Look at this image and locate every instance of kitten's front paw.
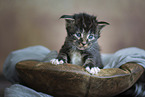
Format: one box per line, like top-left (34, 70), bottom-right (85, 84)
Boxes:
top-left (85, 66), bottom-right (100, 75)
top-left (50, 59), bottom-right (64, 65)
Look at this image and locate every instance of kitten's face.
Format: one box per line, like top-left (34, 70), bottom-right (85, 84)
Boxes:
top-left (73, 28), bottom-right (97, 50)
top-left (60, 13), bottom-right (109, 50)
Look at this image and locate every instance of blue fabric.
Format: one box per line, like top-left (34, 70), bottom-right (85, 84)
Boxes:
top-left (3, 45), bottom-right (51, 83)
top-left (5, 84), bottom-right (52, 97)
top-left (103, 47), bottom-right (145, 69)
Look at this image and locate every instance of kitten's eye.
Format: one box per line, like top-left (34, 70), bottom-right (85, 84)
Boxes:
top-left (88, 35), bottom-right (94, 39)
top-left (76, 33), bottom-right (81, 37)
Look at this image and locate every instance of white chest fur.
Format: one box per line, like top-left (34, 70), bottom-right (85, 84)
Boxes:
top-left (70, 51), bottom-right (82, 66)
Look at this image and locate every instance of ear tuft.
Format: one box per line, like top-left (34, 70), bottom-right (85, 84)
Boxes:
top-left (60, 15), bottom-right (74, 20)
top-left (98, 21), bottom-right (110, 25)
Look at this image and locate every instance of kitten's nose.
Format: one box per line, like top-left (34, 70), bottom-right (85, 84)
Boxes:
top-left (82, 42), bottom-right (86, 46)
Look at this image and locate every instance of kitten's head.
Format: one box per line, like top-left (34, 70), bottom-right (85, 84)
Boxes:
top-left (60, 13), bottom-right (109, 50)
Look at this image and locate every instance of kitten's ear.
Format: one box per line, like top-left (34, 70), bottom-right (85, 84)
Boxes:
top-left (60, 15), bottom-right (74, 20)
top-left (60, 15), bottom-right (75, 24)
top-left (97, 21), bottom-right (110, 31)
top-left (97, 21), bottom-right (110, 38)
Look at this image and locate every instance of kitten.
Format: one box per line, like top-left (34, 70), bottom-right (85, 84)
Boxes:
top-left (50, 13), bottom-right (109, 74)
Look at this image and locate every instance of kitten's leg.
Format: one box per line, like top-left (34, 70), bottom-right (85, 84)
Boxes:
top-left (50, 53), bottom-right (67, 65)
top-left (83, 58), bottom-right (100, 75)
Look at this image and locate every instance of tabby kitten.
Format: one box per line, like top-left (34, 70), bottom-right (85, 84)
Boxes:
top-left (51, 13), bottom-right (109, 74)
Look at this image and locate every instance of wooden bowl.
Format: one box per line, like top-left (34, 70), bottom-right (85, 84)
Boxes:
top-left (16, 61), bottom-right (144, 97)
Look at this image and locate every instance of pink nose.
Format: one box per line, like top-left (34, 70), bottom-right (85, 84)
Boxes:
top-left (82, 42), bottom-right (86, 46)
top-left (82, 41), bottom-right (86, 44)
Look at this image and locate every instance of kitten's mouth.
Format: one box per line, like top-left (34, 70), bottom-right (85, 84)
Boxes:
top-left (77, 44), bottom-right (89, 50)
top-left (77, 47), bottom-right (86, 50)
